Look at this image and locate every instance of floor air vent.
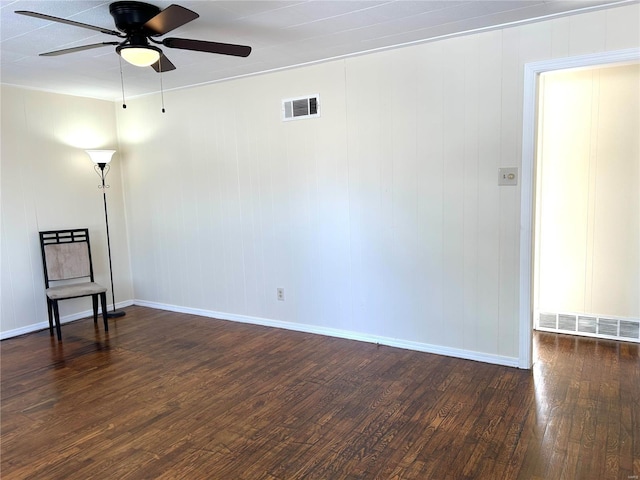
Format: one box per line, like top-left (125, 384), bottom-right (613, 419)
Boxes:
top-left (282, 94), bottom-right (320, 121)
top-left (536, 311), bottom-right (639, 343)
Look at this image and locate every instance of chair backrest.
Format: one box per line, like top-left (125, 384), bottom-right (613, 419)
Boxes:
top-left (39, 229), bottom-right (95, 288)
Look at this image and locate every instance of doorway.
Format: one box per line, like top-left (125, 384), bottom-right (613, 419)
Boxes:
top-left (518, 48), bottom-right (640, 369)
top-left (533, 64), bottom-right (640, 342)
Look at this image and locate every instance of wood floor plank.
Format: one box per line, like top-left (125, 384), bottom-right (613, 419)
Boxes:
top-left (1, 306), bottom-right (638, 479)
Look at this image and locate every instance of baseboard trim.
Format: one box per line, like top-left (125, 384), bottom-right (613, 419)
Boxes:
top-left (134, 300), bottom-right (520, 368)
top-left (0, 300), bottom-right (134, 340)
top-left (2, 299), bottom-right (520, 367)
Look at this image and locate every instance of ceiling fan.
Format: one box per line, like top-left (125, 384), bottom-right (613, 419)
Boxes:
top-left (15, 1), bottom-right (252, 72)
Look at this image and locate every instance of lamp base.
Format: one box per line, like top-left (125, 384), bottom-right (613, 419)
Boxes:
top-left (107, 310), bottom-right (126, 319)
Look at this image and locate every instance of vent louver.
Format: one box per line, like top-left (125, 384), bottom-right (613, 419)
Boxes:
top-left (577, 316), bottom-right (597, 334)
top-left (620, 321), bottom-right (640, 339)
top-left (558, 314), bottom-right (576, 331)
top-left (283, 94), bottom-right (320, 121)
top-left (539, 313), bottom-right (557, 329)
top-left (598, 318), bottom-right (618, 336)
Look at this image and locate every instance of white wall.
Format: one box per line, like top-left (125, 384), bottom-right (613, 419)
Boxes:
top-left (116, 5), bottom-right (640, 365)
top-left (535, 64), bottom-right (640, 319)
top-left (1, 86), bottom-right (133, 337)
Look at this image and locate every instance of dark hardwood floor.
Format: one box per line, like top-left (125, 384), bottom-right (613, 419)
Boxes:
top-left (1, 306), bottom-right (638, 479)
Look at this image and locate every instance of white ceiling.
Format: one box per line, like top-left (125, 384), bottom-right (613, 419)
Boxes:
top-left (1, 0), bottom-right (635, 101)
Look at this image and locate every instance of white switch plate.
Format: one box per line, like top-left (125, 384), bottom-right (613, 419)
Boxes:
top-left (498, 167), bottom-right (518, 186)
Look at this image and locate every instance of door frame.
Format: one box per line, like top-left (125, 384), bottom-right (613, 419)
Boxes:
top-left (518, 47), bottom-right (640, 368)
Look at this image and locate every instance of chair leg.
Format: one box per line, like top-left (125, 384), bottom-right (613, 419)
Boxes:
top-left (46, 298), bottom-right (54, 335)
top-left (92, 295), bottom-right (99, 323)
top-left (100, 292), bottom-right (109, 332)
top-left (51, 300), bottom-right (62, 341)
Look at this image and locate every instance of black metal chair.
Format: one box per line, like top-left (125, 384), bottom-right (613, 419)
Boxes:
top-left (39, 229), bottom-right (108, 341)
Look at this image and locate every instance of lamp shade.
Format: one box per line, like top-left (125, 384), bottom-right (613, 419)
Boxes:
top-left (117, 45), bottom-right (161, 67)
top-left (86, 150), bottom-right (116, 164)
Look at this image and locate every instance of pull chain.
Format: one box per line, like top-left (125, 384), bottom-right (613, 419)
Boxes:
top-left (119, 55), bottom-right (127, 109)
top-left (159, 56), bottom-right (166, 113)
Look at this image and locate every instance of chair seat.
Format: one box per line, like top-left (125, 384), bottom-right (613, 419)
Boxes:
top-left (46, 282), bottom-right (107, 300)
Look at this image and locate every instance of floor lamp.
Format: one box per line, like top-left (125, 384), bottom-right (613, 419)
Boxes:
top-left (86, 149), bottom-right (126, 319)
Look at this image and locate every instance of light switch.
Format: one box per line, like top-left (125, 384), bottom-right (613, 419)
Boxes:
top-left (498, 167), bottom-right (518, 186)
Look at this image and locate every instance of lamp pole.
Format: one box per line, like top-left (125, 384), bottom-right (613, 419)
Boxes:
top-left (86, 150), bottom-right (126, 319)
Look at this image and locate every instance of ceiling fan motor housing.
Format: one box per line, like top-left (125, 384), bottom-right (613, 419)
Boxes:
top-left (109, 1), bottom-right (160, 34)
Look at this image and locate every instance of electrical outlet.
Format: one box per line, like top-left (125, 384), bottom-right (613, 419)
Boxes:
top-left (277, 288), bottom-right (285, 301)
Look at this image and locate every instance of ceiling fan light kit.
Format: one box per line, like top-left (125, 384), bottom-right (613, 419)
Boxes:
top-left (117, 44), bottom-right (161, 67)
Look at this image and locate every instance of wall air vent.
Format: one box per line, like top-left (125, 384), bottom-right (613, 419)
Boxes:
top-left (282, 94), bottom-right (320, 121)
top-left (535, 311), bottom-right (639, 343)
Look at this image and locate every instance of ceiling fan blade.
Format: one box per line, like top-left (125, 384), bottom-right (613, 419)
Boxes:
top-left (144, 5), bottom-right (199, 36)
top-left (162, 38), bottom-right (251, 57)
top-left (150, 53), bottom-right (177, 73)
top-left (40, 42), bottom-right (120, 57)
top-left (15, 10), bottom-right (123, 37)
